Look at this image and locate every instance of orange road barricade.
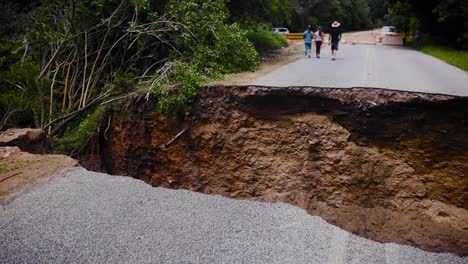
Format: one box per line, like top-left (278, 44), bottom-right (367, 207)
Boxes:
top-left (381, 34), bottom-right (403, 46)
top-left (285, 33), bottom-right (304, 45)
top-left (286, 33), bottom-right (304, 41)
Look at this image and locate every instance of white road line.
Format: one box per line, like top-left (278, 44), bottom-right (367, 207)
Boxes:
top-left (327, 228), bottom-right (350, 264)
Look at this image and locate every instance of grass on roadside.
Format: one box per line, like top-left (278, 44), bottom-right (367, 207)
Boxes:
top-left (416, 45), bottom-right (468, 71)
top-left (0, 156), bottom-right (75, 200)
top-left (247, 30), bottom-right (289, 54)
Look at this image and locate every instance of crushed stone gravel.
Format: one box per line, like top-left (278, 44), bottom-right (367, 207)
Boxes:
top-left (1, 168), bottom-right (466, 264)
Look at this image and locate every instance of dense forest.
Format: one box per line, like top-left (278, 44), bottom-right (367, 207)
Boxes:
top-left (0, 0), bottom-right (466, 154)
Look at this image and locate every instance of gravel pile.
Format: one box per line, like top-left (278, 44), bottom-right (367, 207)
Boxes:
top-left (1, 168), bottom-right (466, 264)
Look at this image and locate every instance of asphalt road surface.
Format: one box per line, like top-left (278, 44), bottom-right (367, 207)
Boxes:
top-left (1, 169), bottom-right (466, 264)
top-left (252, 44), bottom-right (468, 96)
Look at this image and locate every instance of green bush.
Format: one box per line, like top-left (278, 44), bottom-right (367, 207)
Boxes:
top-left (1, 60), bottom-right (50, 128)
top-left (153, 0), bottom-right (259, 115)
top-left (59, 106), bottom-right (105, 155)
top-left (155, 62), bottom-right (207, 115)
top-left (246, 30), bottom-right (288, 53)
top-left (191, 24), bottom-right (258, 76)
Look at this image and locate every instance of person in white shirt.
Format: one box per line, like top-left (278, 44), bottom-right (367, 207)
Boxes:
top-left (314, 26), bottom-right (323, 59)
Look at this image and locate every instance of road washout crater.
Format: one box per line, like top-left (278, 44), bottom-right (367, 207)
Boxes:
top-left (80, 85), bottom-right (468, 256)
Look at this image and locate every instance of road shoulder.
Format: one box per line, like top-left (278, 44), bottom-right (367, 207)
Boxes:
top-left (208, 42), bottom-right (303, 86)
top-left (0, 147), bottom-right (78, 203)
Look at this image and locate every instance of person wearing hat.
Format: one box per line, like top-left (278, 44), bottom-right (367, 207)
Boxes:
top-left (329, 21), bottom-right (342, 60)
top-left (303, 25), bottom-right (314, 58)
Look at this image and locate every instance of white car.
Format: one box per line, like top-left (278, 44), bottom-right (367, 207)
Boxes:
top-left (381, 26), bottom-right (397, 36)
top-left (273, 27), bottom-right (289, 35)
top-left (378, 26), bottom-right (403, 45)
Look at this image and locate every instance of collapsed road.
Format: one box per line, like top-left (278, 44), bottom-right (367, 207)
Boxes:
top-left (79, 86), bottom-right (467, 255)
top-left (1, 85), bottom-right (467, 263)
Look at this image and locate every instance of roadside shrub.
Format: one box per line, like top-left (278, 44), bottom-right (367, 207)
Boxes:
top-left (2, 60), bottom-right (50, 128)
top-left (246, 30), bottom-right (288, 53)
top-left (192, 24), bottom-right (258, 75)
top-left (168, 0), bottom-right (258, 73)
top-left (59, 106), bottom-right (105, 155)
top-left (152, 0), bottom-right (259, 115)
top-left (272, 32), bottom-right (289, 47)
top-left (154, 24), bottom-right (258, 116)
top-left (154, 62), bottom-right (207, 115)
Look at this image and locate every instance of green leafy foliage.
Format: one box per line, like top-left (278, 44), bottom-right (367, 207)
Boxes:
top-left (1, 0), bottom-right (265, 133)
top-left (247, 30), bottom-right (289, 53)
top-left (380, 0), bottom-right (467, 48)
top-left (289, 0), bottom-right (371, 32)
top-left (0, 89), bottom-right (35, 129)
top-left (5, 61), bottom-right (40, 89)
top-left (384, 1), bottom-right (412, 33)
top-left (153, 0), bottom-right (259, 115)
top-left (192, 24), bottom-right (258, 74)
top-left (227, 0), bottom-right (290, 28)
top-left (167, 0), bottom-right (229, 50)
top-left (155, 62), bottom-right (206, 115)
top-left (0, 42), bottom-right (19, 72)
top-left (167, 0), bottom-right (258, 71)
top-left (1, 60), bottom-right (49, 128)
top-left (59, 106), bottom-right (105, 155)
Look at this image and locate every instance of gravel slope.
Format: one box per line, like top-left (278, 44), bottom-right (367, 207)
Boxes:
top-left (0, 168), bottom-right (466, 264)
top-left (251, 44), bottom-right (468, 96)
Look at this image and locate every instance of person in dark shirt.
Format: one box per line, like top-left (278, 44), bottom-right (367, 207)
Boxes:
top-left (328, 21), bottom-right (342, 60)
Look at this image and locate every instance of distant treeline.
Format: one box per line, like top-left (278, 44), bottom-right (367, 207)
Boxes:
top-left (227, 0), bottom-right (467, 48)
top-left (2, 0), bottom-right (467, 47)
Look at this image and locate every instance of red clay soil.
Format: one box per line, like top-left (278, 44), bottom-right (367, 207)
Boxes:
top-left (80, 85), bottom-right (468, 255)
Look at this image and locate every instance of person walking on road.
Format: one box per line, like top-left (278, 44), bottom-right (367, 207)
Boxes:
top-left (314, 26), bottom-right (323, 58)
top-left (329, 21), bottom-right (342, 60)
top-left (303, 25), bottom-right (313, 58)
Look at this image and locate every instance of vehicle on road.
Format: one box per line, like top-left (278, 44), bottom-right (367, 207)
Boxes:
top-left (273, 27), bottom-right (289, 35)
top-left (380, 26), bottom-right (397, 36)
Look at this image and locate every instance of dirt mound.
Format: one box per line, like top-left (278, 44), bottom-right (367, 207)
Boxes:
top-left (80, 86), bottom-right (468, 255)
top-left (0, 147), bottom-right (77, 202)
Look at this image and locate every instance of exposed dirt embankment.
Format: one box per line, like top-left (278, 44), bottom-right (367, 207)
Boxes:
top-left (0, 146), bottom-right (77, 202)
top-left (81, 86), bottom-right (468, 255)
